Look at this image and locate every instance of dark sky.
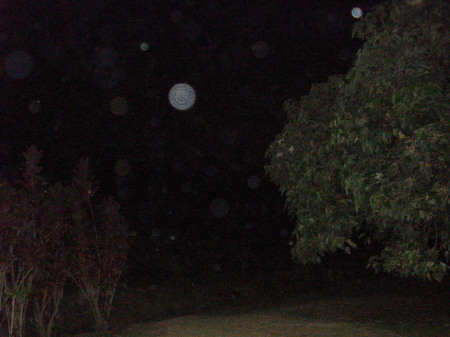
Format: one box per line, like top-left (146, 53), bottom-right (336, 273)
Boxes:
top-left (0, 0), bottom-right (384, 276)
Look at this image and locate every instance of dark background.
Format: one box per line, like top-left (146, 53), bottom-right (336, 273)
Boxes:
top-left (0, 0), bottom-right (384, 281)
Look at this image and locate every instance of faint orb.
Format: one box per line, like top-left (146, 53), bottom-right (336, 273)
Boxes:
top-left (247, 175), bottom-right (260, 189)
top-left (114, 159), bottom-right (131, 176)
top-left (351, 7), bottom-right (363, 19)
top-left (209, 198), bottom-right (229, 218)
top-left (212, 263), bottom-right (222, 272)
top-left (110, 96), bottom-right (128, 116)
top-left (28, 100), bottom-right (41, 114)
top-left (289, 240), bottom-right (294, 246)
top-left (251, 41), bottom-right (269, 58)
top-left (168, 83), bottom-right (196, 110)
top-left (170, 234), bottom-right (176, 241)
top-left (4, 50), bottom-right (33, 79)
top-left (140, 42), bottom-right (149, 51)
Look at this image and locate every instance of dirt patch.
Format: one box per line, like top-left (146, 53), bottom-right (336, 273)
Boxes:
top-left (67, 295), bottom-right (450, 337)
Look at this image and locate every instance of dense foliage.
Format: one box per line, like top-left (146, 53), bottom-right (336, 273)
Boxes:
top-left (265, 0), bottom-right (449, 281)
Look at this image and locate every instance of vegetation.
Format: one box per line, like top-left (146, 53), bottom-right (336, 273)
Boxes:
top-left (265, 0), bottom-right (449, 281)
top-left (0, 147), bottom-right (133, 337)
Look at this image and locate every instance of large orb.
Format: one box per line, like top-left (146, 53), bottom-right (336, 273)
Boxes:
top-left (168, 83), bottom-right (196, 110)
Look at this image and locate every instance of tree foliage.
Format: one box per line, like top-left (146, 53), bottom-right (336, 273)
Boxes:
top-left (265, 0), bottom-right (449, 281)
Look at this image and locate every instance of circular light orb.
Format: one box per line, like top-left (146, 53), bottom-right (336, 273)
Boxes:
top-left (168, 83), bottom-right (196, 110)
top-left (247, 175), bottom-right (260, 189)
top-left (351, 7), bottom-right (363, 19)
top-left (140, 42), bottom-right (149, 51)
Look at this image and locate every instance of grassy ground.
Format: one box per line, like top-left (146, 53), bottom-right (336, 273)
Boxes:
top-left (54, 269), bottom-right (450, 337)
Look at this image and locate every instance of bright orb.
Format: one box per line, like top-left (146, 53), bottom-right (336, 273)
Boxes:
top-left (168, 83), bottom-right (196, 110)
top-left (351, 7), bottom-right (363, 19)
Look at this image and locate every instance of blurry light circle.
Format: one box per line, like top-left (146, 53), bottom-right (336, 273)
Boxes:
top-left (247, 175), bottom-right (260, 189)
top-left (351, 7), bottom-right (363, 19)
top-left (168, 83), bottom-right (196, 110)
top-left (140, 42), bottom-right (149, 51)
top-left (4, 50), bottom-right (33, 79)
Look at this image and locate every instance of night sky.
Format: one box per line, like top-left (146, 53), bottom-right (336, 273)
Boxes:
top-left (1, 0), bottom-right (384, 279)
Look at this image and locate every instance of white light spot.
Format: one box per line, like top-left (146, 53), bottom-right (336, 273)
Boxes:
top-left (247, 175), bottom-right (260, 189)
top-left (169, 83), bottom-right (196, 110)
top-left (289, 240), bottom-right (294, 246)
top-left (140, 42), bottom-right (149, 51)
top-left (209, 198), bottom-right (229, 218)
top-left (351, 7), bottom-right (363, 19)
top-left (170, 235), bottom-right (176, 241)
top-left (110, 96), bottom-right (128, 116)
top-left (114, 159), bottom-right (131, 176)
top-left (28, 100), bottom-right (41, 114)
top-left (4, 50), bottom-right (33, 79)
top-left (251, 41), bottom-right (269, 58)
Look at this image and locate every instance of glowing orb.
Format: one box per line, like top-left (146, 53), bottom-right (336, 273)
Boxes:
top-left (140, 42), bottom-right (149, 51)
top-left (168, 83), bottom-right (196, 110)
top-left (351, 7), bottom-right (363, 19)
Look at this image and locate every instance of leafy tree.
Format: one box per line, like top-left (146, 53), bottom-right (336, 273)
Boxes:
top-left (265, 0), bottom-right (449, 281)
